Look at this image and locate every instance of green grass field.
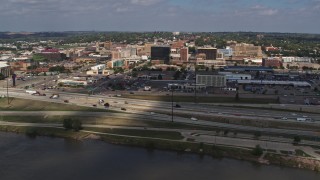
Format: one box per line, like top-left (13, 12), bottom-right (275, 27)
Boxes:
top-left (121, 95), bottom-right (279, 104)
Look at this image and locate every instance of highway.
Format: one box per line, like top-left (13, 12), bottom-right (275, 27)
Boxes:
top-left (1, 88), bottom-right (320, 138)
top-left (2, 88), bottom-right (320, 122)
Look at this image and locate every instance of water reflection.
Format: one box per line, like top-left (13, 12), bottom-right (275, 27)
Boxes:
top-left (0, 132), bottom-right (319, 180)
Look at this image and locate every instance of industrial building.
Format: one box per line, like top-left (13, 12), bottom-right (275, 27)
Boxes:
top-left (237, 80), bottom-right (311, 87)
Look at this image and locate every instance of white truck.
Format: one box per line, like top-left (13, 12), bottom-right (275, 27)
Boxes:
top-left (26, 90), bottom-right (37, 94)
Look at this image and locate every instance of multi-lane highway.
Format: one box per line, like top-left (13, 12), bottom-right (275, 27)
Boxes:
top-left (1, 88), bottom-right (320, 138)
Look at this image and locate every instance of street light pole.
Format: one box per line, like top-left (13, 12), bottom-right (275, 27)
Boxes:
top-left (171, 88), bottom-right (174, 122)
top-left (6, 78), bottom-right (9, 105)
top-left (194, 65), bottom-right (197, 104)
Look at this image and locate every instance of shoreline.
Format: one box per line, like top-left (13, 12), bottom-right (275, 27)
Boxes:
top-left (0, 125), bottom-right (319, 172)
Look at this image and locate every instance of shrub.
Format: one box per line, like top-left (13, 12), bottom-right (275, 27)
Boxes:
top-left (252, 145), bottom-right (263, 156)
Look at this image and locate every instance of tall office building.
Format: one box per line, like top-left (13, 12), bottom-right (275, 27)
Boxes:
top-left (151, 46), bottom-right (171, 64)
top-left (180, 47), bottom-right (189, 62)
top-left (197, 47), bottom-right (217, 60)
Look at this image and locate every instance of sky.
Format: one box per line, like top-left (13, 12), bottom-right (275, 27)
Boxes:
top-left (0, 0), bottom-right (319, 33)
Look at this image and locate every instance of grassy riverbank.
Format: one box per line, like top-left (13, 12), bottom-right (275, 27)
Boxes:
top-left (0, 125), bottom-right (319, 172)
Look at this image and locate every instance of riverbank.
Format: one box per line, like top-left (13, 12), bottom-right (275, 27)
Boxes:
top-left (0, 125), bottom-right (319, 172)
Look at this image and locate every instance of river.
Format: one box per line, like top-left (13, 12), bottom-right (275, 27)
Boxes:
top-left (0, 132), bottom-right (319, 180)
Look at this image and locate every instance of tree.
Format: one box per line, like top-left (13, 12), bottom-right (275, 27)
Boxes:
top-left (132, 71), bottom-right (138, 77)
top-left (173, 70), bottom-right (181, 80)
top-left (72, 119), bottom-right (82, 132)
top-left (293, 136), bottom-right (301, 144)
top-left (223, 129), bottom-right (229, 136)
top-left (235, 92), bottom-right (240, 101)
top-left (211, 65), bottom-right (215, 71)
top-left (254, 131), bottom-right (262, 139)
top-left (0, 73), bottom-right (4, 80)
top-left (252, 145), bottom-right (263, 156)
top-left (63, 118), bottom-right (73, 130)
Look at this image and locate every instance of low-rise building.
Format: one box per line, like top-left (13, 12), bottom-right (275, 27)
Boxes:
top-left (196, 74), bottom-right (226, 87)
top-left (0, 62), bottom-right (11, 77)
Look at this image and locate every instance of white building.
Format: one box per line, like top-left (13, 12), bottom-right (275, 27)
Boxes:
top-left (218, 72), bottom-right (252, 81)
top-left (196, 75), bottom-right (226, 87)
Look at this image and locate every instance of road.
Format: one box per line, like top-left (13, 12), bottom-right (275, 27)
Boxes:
top-left (2, 88), bottom-right (320, 122)
top-left (1, 111), bottom-right (319, 138)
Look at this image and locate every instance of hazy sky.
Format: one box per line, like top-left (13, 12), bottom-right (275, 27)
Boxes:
top-left (1, 0), bottom-right (319, 33)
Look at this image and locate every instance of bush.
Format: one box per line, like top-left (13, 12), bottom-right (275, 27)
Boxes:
top-left (72, 119), bottom-right (82, 132)
top-left (252, 145), bottom-right (263, 156)
top-left (25, 128), bottom-right (38, 138)
top-left (293, 136), bottom-right (301, 144)
top-left (254, 131), bottom-right (262, 139)
top-left (63, 118), bottom-right (73, 130)
top-left (223, 130), bottom-right (229, 136)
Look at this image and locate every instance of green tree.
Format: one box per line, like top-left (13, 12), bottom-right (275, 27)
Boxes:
top-left (235, 92), bottom-right (240, 101)
top-left (254, 131), bottom-right (262, 139)
top-left (63, 118), bottom-right (73, 130)
top-left (293, 136), bottom-right (301, 144)
top-left (252, 145), bottom-right (263, 156)
top-left (223, 129), bottom-right (229, 136)
top-left (0, 73), bottom-right (4, 80)
top-left (173, 70), bottom-right (181, 80)
top-left (72, 119), bottom-right (82, 132)
top-left (132, 71), bottom-right (138, 77)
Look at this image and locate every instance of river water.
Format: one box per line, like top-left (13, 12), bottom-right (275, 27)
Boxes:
top-left (0, 132), bottom-right (319, 180)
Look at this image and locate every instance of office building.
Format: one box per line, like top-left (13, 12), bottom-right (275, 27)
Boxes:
top-left (197, 47), bottom-right (217, 60)
top-left (180, 47), bottom-right (189, 62)
top-left (151, 46), bottom-right (171, 64)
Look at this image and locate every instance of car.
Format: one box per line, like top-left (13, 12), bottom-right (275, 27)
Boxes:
top-left (121, 107), bottom-right (126, 111)
top-left (92, 104), bottom-right (97, 107)
top-left (129, 92), bottom-right (134, 94)
top-left (64, 100), bottom-right (69, 103)
top-left (191, 117), bottom-right (198, 121)
top-left (175, 104), bottom-right (181, 108)
top-left (281, 117), bottom-right (288, 120)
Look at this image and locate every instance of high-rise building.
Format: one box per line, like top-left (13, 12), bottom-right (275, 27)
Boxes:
top-left (197, 47), bottom-right (217, 60)
top-left (151, 46), bottom-right (171, 64)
